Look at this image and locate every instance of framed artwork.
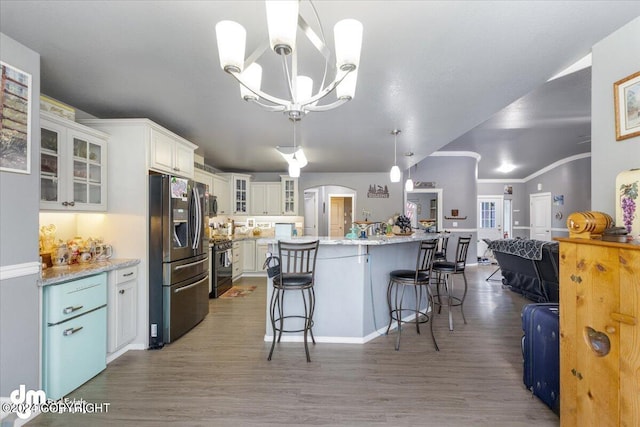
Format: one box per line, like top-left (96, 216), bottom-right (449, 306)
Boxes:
top-left (614, 70), bottom-right (640, 141)
top-left (0, 61), bottom-right (32, 174)
top-left (504, 185), bottom-right (513, 195)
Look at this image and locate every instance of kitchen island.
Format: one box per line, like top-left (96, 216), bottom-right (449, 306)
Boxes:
top-left (258, 233), bottom-right (440, 344)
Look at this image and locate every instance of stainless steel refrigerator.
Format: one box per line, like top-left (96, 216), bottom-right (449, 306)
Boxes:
top-left (148, 174), bottom-right (209, 348)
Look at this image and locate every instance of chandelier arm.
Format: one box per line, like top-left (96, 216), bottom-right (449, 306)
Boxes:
top-left (298, 68), bottom-right (353, 107)
top-left (246, 98), bottom-right (287, 112)
top-left (299, 16), bottom-right (330, 60)
top-left (227, 69), bottom-right (291, 107)
top-left (304, 97), bottom-right (350, 112)
top-left (243, 41), bottom-right (269, 72)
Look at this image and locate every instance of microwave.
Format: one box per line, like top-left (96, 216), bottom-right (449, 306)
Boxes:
top-left (206, 194), bottom-right (218, 217)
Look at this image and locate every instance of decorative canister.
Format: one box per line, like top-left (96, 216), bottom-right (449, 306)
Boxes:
top-left (566, 211), bottom-right (614, 239)
top-left (616, 168), bottom-right (640, 239)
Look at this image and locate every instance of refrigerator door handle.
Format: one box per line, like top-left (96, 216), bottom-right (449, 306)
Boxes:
top-left (173, 276), bottom-right (208, 293)
top-left (174, 257), bottom-right (209, 270)
top-left (191, 186), bottom-right (202, 250)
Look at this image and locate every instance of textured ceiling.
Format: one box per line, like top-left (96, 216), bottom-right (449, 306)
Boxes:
top-left (1, 1), bottom-right (639, 179)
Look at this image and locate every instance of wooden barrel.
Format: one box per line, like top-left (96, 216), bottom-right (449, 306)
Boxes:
top-left (567, 211), bottom-right (614, 237)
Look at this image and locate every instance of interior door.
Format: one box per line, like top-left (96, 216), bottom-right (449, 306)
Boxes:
top-left (530, 193), bottom-right (552, 240)
top-left (304, 190), bottom-right (318, 236)
top-left (477, 196), bottom-right (503, 257)
top-left (330, 197), bottom-right (345, 237)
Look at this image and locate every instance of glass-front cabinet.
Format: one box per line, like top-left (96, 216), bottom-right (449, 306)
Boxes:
top-left (220, 173), bottom-right (251, 215)
top-left (280, 175), bottom-right (298, 215)
top-left (40, 112), bottom-right (108, 211)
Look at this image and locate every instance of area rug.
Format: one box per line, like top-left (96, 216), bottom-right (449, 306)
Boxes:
top-left (220, 286), bottom-right (257, 298)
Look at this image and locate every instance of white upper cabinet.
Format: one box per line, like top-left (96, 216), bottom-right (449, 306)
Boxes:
top-left (281, 175), bottom-right (298, 215)
top-left (149, 127), bottom-right (195, 178)
top-left (40, 112), bottom-right (108, 211)
top-left (251, 182), bottom-right (282, 215)
top-left (211, 174), bottom-right (230, 215)
top-left (220, 173), bottom-right (251, 214)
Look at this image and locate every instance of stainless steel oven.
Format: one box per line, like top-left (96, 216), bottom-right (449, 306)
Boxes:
top-left (209, 238), bottom-right (232, 298)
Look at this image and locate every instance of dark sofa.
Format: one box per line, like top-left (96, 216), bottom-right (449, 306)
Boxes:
top-left (488, 239), bottom-right (559, 303)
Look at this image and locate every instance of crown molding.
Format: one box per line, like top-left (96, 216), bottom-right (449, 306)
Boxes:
top-left (430, 151), bottom-right (482, 161)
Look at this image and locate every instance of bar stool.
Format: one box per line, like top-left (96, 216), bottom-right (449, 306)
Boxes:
top-left (385, 239), bottom-right (439, 351)
top-left (268, 240), bottom-right (319, 362)
top-left (432, 236), bottom-right (471, 331)
top-left (434, 234), bottom-right (449, 261)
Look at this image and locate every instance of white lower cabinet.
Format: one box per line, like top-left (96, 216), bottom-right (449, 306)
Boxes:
top-left (108, 266), bottom-right (138, 353)
top-left (232, 241), bottom-right (242, 281)
top-left (242, 240), bottom-right (256, 272)
top-left (256, 243), bottom-right (269, 273)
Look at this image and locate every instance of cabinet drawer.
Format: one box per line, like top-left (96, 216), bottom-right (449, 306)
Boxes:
top-left (44, 273), bottom-right (107, 325)
top-left (114, 266), bottom-right (137, 284)
top-left (43, 306), bottom-right (107, 400)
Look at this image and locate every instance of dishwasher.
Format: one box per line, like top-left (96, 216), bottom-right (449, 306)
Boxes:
top-left (43, 273), bottom-right (107, 400)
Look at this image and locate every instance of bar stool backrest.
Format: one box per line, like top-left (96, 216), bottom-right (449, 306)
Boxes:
top-left (436, 235), bottom-right (449, 260)
top-left (454, 236), bottom-right (472, 271)
top-left (278, 240), bottom-right (320, 279)
top-left (416, 239), bottom-right (438, 279)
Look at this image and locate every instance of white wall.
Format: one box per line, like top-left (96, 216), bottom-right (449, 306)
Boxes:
top-left (591, 17), bottom-right (640, 213)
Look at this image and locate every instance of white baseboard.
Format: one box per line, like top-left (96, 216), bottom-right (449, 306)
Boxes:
top-left (106, 342), bottom-right (146, 364)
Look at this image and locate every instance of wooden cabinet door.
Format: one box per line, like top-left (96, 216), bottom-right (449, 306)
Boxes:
top-left (560, 243), bottom-right (621, 427)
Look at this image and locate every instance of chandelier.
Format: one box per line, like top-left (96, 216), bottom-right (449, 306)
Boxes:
top-left (215, 0), bottom-right (363, 120)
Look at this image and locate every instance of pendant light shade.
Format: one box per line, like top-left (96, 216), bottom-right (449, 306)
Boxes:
top-left (390, 165), bottom-right (401, 183)
top-left (334, 19), bottom-right (363, 71)
top-left (240, 63), bottom-right (263, 100)
top-left (288, 158), bottom-right (301, 178)
top-left (389, 129), bottom-right (401, 183)
top-left (405, 177), bottom-right (414, 192)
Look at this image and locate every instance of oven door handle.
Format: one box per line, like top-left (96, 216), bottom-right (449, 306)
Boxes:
top-left (174, 276), bottom-right (208, 293)
top-left (175, 257), bottom-right (208, 270)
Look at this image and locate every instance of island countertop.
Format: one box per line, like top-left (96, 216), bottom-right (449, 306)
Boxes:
top-left (39, 258), bottom-right (141, 286)
top-left (258, 232), bottom-right (441, 246)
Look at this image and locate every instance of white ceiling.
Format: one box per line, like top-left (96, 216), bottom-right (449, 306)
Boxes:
top-left (2, 1), bottom-right (639, 179)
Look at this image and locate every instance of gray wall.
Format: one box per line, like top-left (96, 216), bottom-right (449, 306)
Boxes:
top-left (525, 156), bottom-right (591, 238)
top-left (411, 155), bottom-right (478, 262)
top-left (592, 17), bottom-right (640, 213)
top-left (0, 33), bottom-right (41, 396)
top-left (300, 173), bottom-right (404, 226)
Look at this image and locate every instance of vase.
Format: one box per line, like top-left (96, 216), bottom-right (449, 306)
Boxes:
top-left (616, 168), bottom-right (640, 239)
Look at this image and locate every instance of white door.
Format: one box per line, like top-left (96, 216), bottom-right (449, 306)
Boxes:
top-left (477, 196), bottom-right (503, 258)
top-left (303, 190), bottom-right (318, 236)
top-left (530, 193), bottom-right (552, 240)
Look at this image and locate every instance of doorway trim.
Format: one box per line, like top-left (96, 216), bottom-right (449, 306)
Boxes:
top-left (303, 189), bottom-right (319, 236)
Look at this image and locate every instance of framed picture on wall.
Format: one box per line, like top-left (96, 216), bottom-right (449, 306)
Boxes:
top-left (614, 70), bottom-right (640, 141)
top-left (0, 61), bottom-right (32, 174)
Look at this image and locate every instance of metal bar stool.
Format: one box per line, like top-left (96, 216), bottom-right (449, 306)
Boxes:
top-left (268, 240), bottom-right (319, 362)
top-left (385, 239), bottom-right (439, 351)
top-left (432, 236), bottom-right (471, 331)
top-left (434, 234), bottom-right (449, 261)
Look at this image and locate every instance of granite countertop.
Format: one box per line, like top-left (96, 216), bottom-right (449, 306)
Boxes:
top-left (257, 232), bottom-right (442, 246)
top-left (39, 258), bottom-right (141, 287)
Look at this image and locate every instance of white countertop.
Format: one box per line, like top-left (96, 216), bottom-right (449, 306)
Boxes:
top-left (257, 232), bottom-right (442, 246)
top-left (39, 258), bottom-right (141, 286)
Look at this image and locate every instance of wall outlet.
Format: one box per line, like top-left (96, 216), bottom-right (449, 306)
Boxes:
top-left (452, 222), bottom-right (458, 227)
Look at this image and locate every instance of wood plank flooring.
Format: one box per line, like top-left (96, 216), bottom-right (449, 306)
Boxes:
top-left (28, 265), bottom-right (559, 426)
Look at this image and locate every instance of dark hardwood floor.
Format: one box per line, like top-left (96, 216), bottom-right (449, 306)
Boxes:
top-left (28, 265), bottom-right (559, 426)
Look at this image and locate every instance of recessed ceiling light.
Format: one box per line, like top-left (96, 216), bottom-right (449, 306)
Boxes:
top-left (497, 163), bottom-right (516, 173)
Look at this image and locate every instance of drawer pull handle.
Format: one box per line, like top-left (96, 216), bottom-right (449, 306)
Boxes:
top-left (610, 312), bottom-right (637, 325)
top-left (63, 326), bottom-right (83, 336)
top-left (123, 272), bottom-right (134, 277)
top-left (63, 305), bottom-right (83, 314)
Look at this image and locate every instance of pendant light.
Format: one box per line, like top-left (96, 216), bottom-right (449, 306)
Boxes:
top-left (389, 129), bottom-right (401, 183)
top-left (405, 152), bottom-right (414, 191)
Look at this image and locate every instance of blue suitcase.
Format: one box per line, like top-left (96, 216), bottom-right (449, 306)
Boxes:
top-left (521, 303), bottom-right (560, 415)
